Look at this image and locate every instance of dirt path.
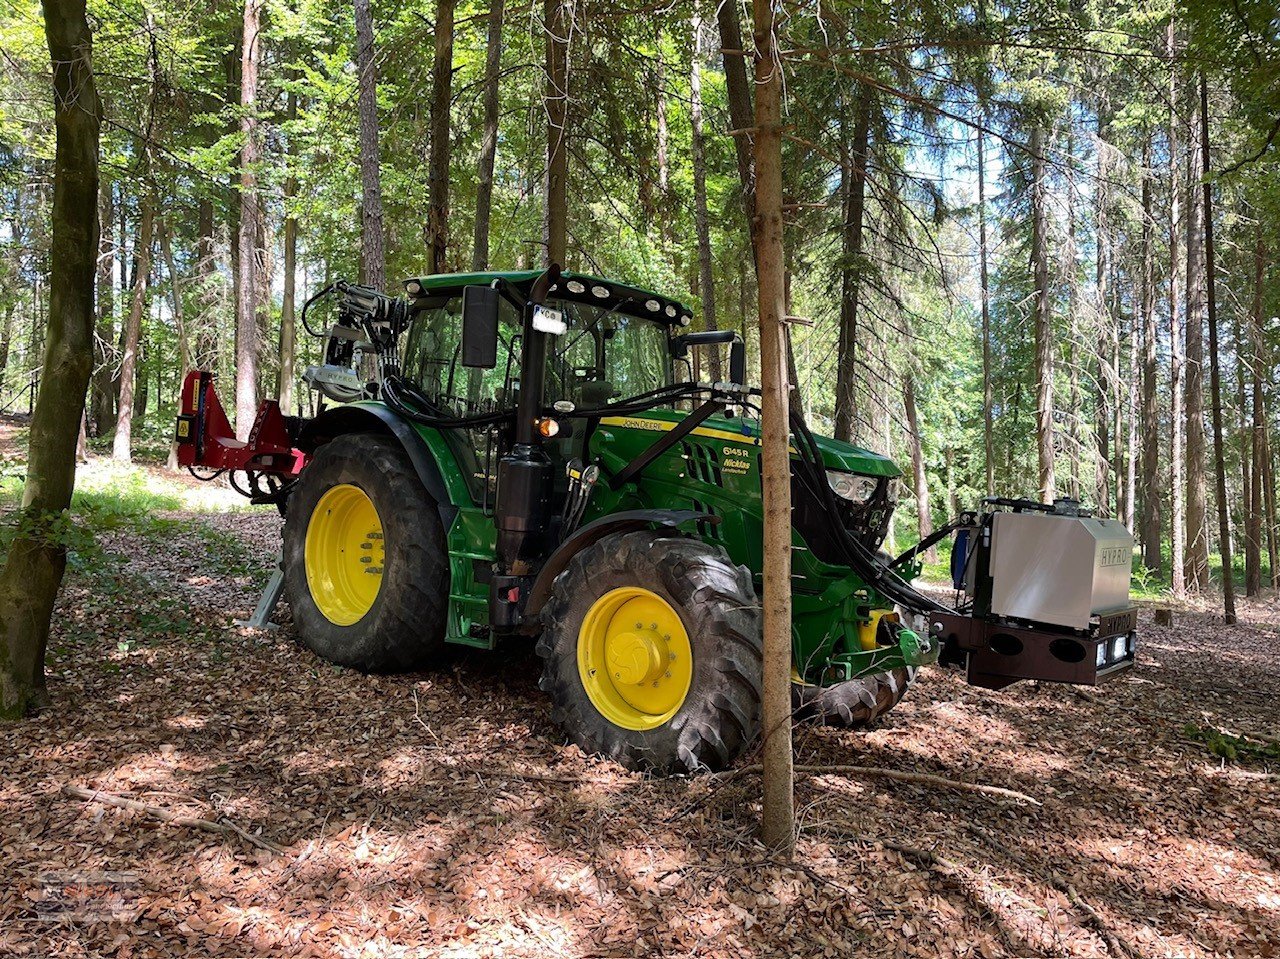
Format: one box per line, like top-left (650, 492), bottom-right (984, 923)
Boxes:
top-left (2, 494), bottom-right (1277, 957)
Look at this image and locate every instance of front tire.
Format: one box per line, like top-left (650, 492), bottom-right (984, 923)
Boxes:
top-left (538, 531), bottom-right (762, 774)
top-left (282, 433), bottom-right (448, 671)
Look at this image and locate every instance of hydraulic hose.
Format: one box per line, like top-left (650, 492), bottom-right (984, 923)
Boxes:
top-left (787, 406), bottom-right (953, 616)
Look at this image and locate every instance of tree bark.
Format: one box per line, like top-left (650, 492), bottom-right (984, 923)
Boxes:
top-left (542, 0), bottom-right (568, 267)
top-left (278, 87), bottom-right (297, 412)
top-left (1200, 73), bottom-right (1236, 624)
top-left (1030, 123), bottom-right (1055, 503)
top-left (112, 194), bottom-right (152, 463)
top-left (426, 0), bottom-right (454, 273)
top-left (979, 128), bottom-right (995, 498)
top-left (1184, 101), bottom-right (1209, 590)
top-left (471, 0), bottom-right (504, 272)
top-left (689, 14), bottom-right (720, 382)
top-left (0, 0), bottom-right (100, 717)
top-left (903, 374), bottom-right (936, 562)
top-left (750, 0), bottom-right (794, 859)
top-left (1139, 137), bottom-right (1161, 572)
top-left (833, 90), bottom-right (870, 443)
top-left (235, 0), bottom-right (263, 439)
top-left (354, 0), bottom-right (386, 288)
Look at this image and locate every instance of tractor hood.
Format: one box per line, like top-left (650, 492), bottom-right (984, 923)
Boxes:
top-left (597, 408), bottom-right (901, 478)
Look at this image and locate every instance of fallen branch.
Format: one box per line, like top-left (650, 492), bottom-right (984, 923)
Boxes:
top-left (64, 785), bottom-right (285, 854)
top-left (723, 763), bottom-right (1041, 806)
top-left (964, 822), bottom-right (1135, 959)
top-left (884, 841), bottom-right (1043, 957)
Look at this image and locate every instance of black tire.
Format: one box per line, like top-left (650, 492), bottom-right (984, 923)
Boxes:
top-left (282, 433), bottom-right (448, 672)
top-left (791, 666), bottom-right (915, 727)
top-left (538, 531), bottom-right (762, 774)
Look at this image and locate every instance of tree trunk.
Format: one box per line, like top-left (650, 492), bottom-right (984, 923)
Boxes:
top-left (353, 0), bottom-right (386, 288)
top-left (1124, 328), bottom-right (1138, 532)
top-left (160, 220), bottom-right (190, 473)
top-left (1200, 74), bottom-right (1236, 624)
top-left (91, 178), bottom-right (114, 436)
top-left (112, 194), bottom-right (152, 463)
top-left (1184, 101), bottom-right (1209, 590)
top-left (0, 0), bottom-right (100, 717)
top-left (833, 90), bottom-right (870, 443)
top-left (655, 31), bottom-right (669, 205)
top-left (717, 0), bottom-right (754, 223)
top-left (1168, 24), bottom-right (1186, 597)
top-left (425, 0), bottom-right (454, 273)
top-left (903, 373), bottom-right (936, 562)
top-left (1246, 233), bottom-right (1265, 596)
top-left (542, 0), bottom-right (568, 267)
top-left (1139, 137), bottom-right (1161, 573)
top-left (278, 87), bottom-right (298, 412)
top-left (979, 128), bottom-right (995, 498)
top-left (689, 14), bottom-right (720, 382)
top-left (194, 197), bottom-right (217, 368)
top-left (1030, 123), bottom-right (1055, 503)
top-left (749, 0), bottom-right (793, 858)
top-left (235, 0), bottom-right (263, 440)
top-left (471, 0), bottom-right (504, 271)
top-left (1093, 129), bottom-right (1113, 515)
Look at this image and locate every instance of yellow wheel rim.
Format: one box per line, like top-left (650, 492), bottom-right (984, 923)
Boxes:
top-left (577, 587), bottom-right (693, 731)
top-left (304, 483), bottom-right (384, 626)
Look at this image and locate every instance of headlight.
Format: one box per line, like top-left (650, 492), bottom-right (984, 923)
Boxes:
top-left (1095, 643), bottom-right (1107, 668)
top-left (1110, 635), bottom-right (1127, 661)
top-left (826, 471), bottom-right (879, 505)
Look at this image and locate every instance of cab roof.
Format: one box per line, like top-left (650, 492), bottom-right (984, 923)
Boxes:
top-left (402, 270), bottom-right (695, 325)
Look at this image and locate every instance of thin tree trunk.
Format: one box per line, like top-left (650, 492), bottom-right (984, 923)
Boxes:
top-left (160, 220), bottom-right (189, 473)
top-left (1200, 74), bottom-right (1236, 624)
top-left (903, 374), bottom-right (936, 562)
top-left (1168, 30), bottom-right (1186, 596)
top-left (717, 0), bottom-right (754, 226)
top-left (235, 0), bottom-right (263, 439)
top-left (750, 0), bottom-right (793, 858)
top-left (1139, 137), bottom-right (1161, 572)
top-left (354, 0), bottom-right (386, 288)
top-left (689, 13), bottom-right (720, 383)
top-left (1030, 123), bottom-right (1055, 503)
top-left (91, 178), bottom-right (114, 436)
top-left (833, 90), bottom-right (870, 443)
top-left (112, 195), bottom-right (152, 463)
top-left (542, 0), bottom-right (568, 267)
top-left (0, 0), bottom-right (100, 717)
top-left (471, 0), bottom-right (504, 272)
top-left (1246, 233), bottom-right (1265, 596)
top-left (1185, 100), bottom-right (1209, 590)
top-left (1093, 129), bottom-right (1113, 515)
top-left (1125, 327), bottom-right (1138, 533)
top-left (655, 30), bottom-right (669, 205)
top-left (278, 87), bottom-right (297, 412)
top-left (1065, 131), bottom-right (1081, 502)
top-left (194, 197), bottom-right (217, 368)
top-left (979, 128), bottom-right (994, 498)
top-left (425, 0), bottom-right (454, 273)
top-left (1262, 412), bottom-right (1279, 589)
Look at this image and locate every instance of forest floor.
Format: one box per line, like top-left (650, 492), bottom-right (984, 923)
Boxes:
top-left (2, 417), bottom-right (1279, 958)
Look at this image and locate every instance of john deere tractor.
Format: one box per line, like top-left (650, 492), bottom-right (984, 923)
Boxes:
top-left (176, 265), bottom-right (1138, 773)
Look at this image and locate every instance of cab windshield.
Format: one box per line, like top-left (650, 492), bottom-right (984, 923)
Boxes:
top-left (547, 301), bottom-right (673, 407)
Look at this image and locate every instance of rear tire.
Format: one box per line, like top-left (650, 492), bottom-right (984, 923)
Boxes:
top-left (283, 433), bottom-right (448, 671)
top-left (538, 531), bottom-right (762, 774)
top-left (791, 667), bottom-right (915, 727)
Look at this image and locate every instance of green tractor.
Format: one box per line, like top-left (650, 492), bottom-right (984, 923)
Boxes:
top-left (177, 265), bottom-right (1137, 773)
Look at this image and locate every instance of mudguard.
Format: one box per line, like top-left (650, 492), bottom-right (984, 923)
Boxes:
top-left (298, 403), bottom-right (459, 528)
top-left (523, 509), bottom-right (718, 621)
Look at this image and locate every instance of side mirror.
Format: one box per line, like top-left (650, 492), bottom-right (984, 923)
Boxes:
top-left (461, 285), bottom-right (499, 368)
top-left (729, 336), bottom-right (745, 387)
top-left (671, 330), bottom-right (747, 387)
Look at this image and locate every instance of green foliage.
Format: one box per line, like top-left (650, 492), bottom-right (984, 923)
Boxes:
top-left (1184, 722), bottom-right (1280, 763)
